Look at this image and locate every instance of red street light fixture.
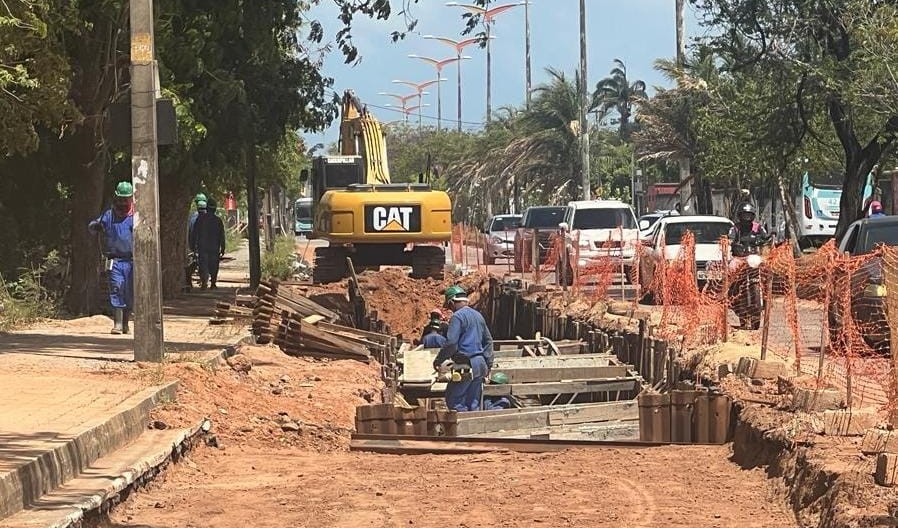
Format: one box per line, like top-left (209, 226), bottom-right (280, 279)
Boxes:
top-left (423, 35), bottom-right (481, 132)
top-left (385, 102), bottom-right (430, 123)
top-left (445, 1), bottom-right (525, 122)
top-left (377, 92), bottom-right (427, 106)
top-left (408, 54), bottom-right (468, 131)
top-left (392, 79), bottom-right (443, 128)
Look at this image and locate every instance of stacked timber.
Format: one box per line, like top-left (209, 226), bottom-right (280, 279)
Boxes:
top-left (355, 403), bottom-right (456, 436)
top-left (248, 279), bottom-right (394, 363)
top-left (210, 295), bottom-right (256, 324)
top-left (252, 280), bottom-right (339, 344)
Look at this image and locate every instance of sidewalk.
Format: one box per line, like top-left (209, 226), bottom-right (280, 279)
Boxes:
top-left (0, 244), bottom-right (253, 522)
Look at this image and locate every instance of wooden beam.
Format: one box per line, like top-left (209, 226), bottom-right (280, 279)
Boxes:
top-left (492, 365), bottom-right (629, 383)
top-left (482, 378), bottom-right (639, 397)
top-left (456, 401), bottom-right (637, 436)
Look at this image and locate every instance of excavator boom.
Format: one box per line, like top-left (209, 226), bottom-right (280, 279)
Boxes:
top-left (339, 90), bottom-right (391, 185)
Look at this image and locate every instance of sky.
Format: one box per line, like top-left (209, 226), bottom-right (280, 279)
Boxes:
top-left (303, 0), bottom-right (704, 146)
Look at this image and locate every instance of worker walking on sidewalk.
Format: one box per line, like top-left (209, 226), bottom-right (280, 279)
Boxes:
top-left (433, 285), bottom-right (494, 412)
top-left (88, 181), bottom-right (134, 335)
top-left (190, 197), bottom-right (226, 290)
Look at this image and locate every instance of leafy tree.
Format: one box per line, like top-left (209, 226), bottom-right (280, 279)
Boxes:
top-left (0, 1), bottom-right (71, 156)
top-left (594, 59), bottom-right (646, 139)
top-left (691, 0), bottom-right (898, 239)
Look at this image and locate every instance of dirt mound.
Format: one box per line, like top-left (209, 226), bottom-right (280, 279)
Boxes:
top-left (148, 344), bottom-right (382, 451)
top-left (300, 269), bottom-right (489, 339)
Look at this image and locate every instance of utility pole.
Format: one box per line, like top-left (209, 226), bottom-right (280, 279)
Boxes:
top-left (525, 0), bottom-right (532, 109)
top-left (130, 0), bottom-right (164, 362)
top-left (675, 0), bottom-right (691, 213)
top-left (579, 0), bottom-right (590, 200)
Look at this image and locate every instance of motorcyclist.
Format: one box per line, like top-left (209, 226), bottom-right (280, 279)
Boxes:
top-left (728, 203), bottom-right (769, 256)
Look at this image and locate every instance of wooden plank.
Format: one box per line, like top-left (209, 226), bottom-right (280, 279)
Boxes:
top-left (303, 314), bottom-right (326, 325)
top-left (316, 321), bottom-right (393, 345)
top-left (492, 354), bottom-right (617, 369)
top-left (548, 400), bottom-right (637, 426)
top-left (456, 401), bottom-right (637, 436)
top-left (482, 378), bottom-right (639, 397)
top-left (493, 365), bottom-right (629, 384)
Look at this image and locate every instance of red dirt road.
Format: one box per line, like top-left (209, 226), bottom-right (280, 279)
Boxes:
top-left (107, 444), bottom-right (796, 528)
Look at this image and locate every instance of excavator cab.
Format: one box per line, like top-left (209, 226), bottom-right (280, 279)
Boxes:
top-left (306, 91), bottom-right (452, 283)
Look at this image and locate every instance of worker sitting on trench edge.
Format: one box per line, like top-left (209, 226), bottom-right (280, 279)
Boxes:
top-left (433, 285), bottom-right (494, 412)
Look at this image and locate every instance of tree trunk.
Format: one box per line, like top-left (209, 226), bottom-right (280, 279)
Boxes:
top-left (776, 173), bottom-right (802, 257)
top-left (829, 96), bottom-right (896, 241)
top-left (159, 165), bottom-right (190, 298)
top-left (64, 118), bottom-right (107, 315)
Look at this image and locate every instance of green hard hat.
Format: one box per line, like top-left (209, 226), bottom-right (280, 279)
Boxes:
top-left (490, 372), bottom-right (509, 385)
top-left (444, 285), bottom-right (467, 303)
top-left (197, 200), bottom-right (207, 209)
top-left (195, 193), bottom-right (207, 204)
top-left (114, 181), bottom-right (133, 198)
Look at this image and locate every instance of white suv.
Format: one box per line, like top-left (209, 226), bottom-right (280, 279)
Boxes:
top-left (559, 200), bottom-right (639, 283)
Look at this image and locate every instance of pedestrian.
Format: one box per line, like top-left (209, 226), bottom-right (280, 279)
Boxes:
top-left (190, 197), bottom-right (226, 290)
top-left (88, 181), bottom-right (134, 334)
top-left (432, 285), bottom-right (494, 412)
top-left (869, 200), bottom-right (886, 218)
top-left (185, 193), bottom-right (207, 292)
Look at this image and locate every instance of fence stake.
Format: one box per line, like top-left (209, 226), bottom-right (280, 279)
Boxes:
top-left (760, 272), bottom-right (774, 360)
top-left (818, 266), bottom-right (833, 384)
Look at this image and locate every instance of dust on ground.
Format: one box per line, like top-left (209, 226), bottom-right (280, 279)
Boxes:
top-left (150, 344), bottom-right (382, 451)
top-left (106, 444), bottom-right (796, 528)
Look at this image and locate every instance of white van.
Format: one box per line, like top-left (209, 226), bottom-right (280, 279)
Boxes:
top-left (559, 200), bottom-right (639, 283)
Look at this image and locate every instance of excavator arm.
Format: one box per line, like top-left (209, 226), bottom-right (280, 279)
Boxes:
top-left (339, 90), bottom-right (391, 185)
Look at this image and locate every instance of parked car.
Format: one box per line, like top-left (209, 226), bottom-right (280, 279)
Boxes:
top-left (557, 200), bottom-right (639, 285)
top-left (482, 214), bottom-right (522, 265)
top-left (513, 206), bottom-right (567, 272)
top-left (638, 210), bottom-right (679, 239)
top-left (830, 216), bottom-right (898, 350)
top-left (638, 215), bottom-right (733, 297)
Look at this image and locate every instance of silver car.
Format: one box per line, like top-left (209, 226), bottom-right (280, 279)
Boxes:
top-left (483, 214), bottom-right (522, 265)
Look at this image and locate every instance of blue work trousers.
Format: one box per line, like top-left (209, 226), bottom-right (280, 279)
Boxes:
top-left (445, 354), bottom-right (488, 412)
top-left (109, 259), bottom-right (133, 309)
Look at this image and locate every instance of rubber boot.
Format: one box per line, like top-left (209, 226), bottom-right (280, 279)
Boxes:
top-left (111, 308), bottom-right (124, 335)
top-left (122, 310), bottom-right (130, 334)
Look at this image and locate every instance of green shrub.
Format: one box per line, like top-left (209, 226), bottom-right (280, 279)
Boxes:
top-left (261, 235), bottom-right (296, 280)
top-left (224, 227), bottom-right (242, 254)
top-left (0, 251), bottom-right (61, 331)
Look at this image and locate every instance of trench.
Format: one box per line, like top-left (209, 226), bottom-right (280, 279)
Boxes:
top-left (469, 277), bottom-right (893, 528)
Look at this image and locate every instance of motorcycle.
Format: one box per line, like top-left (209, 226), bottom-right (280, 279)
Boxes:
top-left (729, 232), bottom-right (772, 330)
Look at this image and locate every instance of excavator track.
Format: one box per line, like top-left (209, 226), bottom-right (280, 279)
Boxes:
top-left (312, 246), bottom-right (349, 284)
top-left (410, 246), bottom-right (445, 280)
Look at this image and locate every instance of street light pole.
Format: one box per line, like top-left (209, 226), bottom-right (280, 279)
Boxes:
top-left (130, 0), bottom-right (164, 362)
top-left (579, 0), bottom-right (590, 200)
top-left (446, 2), bottom-right (524, 123)
top-left (423, 36), bottom-right (479, 133)
top-left (525, 0), bottom-right (532, 109)
top-left (408, 54), bottom-right (462, 131)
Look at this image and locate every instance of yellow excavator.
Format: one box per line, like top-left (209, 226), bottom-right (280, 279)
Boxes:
top-left (303, 90), bottom-right (452, 283)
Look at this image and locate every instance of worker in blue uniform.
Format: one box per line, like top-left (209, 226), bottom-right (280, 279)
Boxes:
top-left (421, 319), bottom-right (448, 349)
top-left (89, 181), bottom-right (135, 334)
top-left (433, 285), bottom-right (494, 412)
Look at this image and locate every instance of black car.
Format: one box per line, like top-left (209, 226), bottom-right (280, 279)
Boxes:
top-left (513, 206), bottom-right (567, 272)
top-left (830, 216), bottom-right (898, 350)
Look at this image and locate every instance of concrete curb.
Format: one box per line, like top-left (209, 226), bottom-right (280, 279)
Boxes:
top-left (0, 420), bottom-right (208, 528)
top-left (0, 381), bottom-right (178, 520)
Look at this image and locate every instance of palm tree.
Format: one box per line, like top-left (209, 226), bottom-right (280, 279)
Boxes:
top-left (445, 68), bottom-right (598, 222)
top-left (594, 59), bottom-right (647, 138)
